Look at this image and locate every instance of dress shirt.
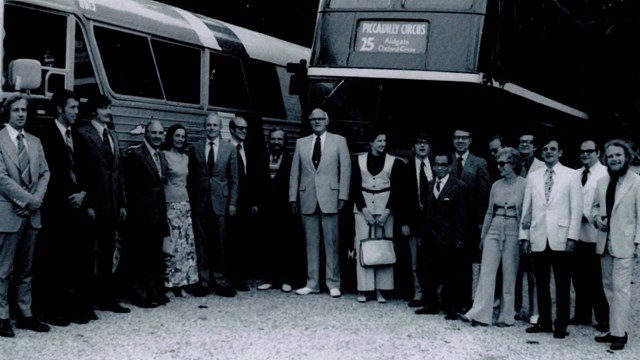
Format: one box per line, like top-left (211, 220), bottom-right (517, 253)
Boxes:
top-left (415, 157), bottom-right (433, 184)
top-left (5, 124), bottom-right (28, 151)
top-left (204, 137), bottom-right (219, 163)
top-left (269, 152), bottom-right (282, 179)
top-left (54, 119), bottom-right (73, 149)
top-left (434, 173), bottom-right (450, 198)
top-left (91, 120), bottom-right (114, 151)
top-left (309, 131), bottom-right (327, 159)
top-left (144, 140), bottom-right (162, 176)
top-left (456, 151), bottom-right (469, 167)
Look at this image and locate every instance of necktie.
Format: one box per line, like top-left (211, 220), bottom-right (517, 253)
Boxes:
top-left (605, 176), bottom-right (617, 227)
top-left (312, 136), bottom-right (321, 169)
top-left (65, 129), bottom-right (77, 184)
top-left (103, 128), bottom-right (114, 164)
top-left (269, 154), bottom-right (279, 179)
top-left (457, 156), bottom-right (464, 177)
top-left (544, 168), bottom-right (554, 202)
top-left (581, 168), bottom-right (589, 186)
top-left (17, 133), bottom-right (31, 186)
top-left (237, 143), bottom-right (246, 177)
top-left (207, 141), bottom-right (215, 175)
top-left (434, 179), bottom-right (442, 198)
top-left (153, 150), bottom-right (162, 177)
top-left (419, 161), bottom-right (428, 207)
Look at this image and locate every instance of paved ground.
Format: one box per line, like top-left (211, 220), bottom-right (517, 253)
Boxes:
top-left (1, 265), bottom-right (639, 360)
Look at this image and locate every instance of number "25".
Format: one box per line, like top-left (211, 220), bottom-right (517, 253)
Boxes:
top-left (360, 37), bottom-right (374, 51)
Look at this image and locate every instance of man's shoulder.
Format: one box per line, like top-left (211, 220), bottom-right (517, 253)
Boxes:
top-left (468, 152), bottom-right (487, 165)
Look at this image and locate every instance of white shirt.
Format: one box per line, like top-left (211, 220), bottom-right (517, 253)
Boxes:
top-left (309, 131), bottom-right (327, 159)
top-left (91, 120), bottom-right (114, 152)
top-left (5, 124), bottom-right (28, 151)
top-left (204, 137), bottom-right (219, 163)
top-left (434, 173), bottom-right (450, 198)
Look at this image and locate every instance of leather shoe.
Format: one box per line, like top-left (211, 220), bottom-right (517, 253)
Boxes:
top-left (187, 286), bottom-right (212, 297)
top-left (415, 305), bottom-right (440, 315)
top-left (611, 338), bottom-right (626, 351)
top-left (407, 299), bottom-right (423, 308)
top-left (155, 295), bottom-right (170, 305)
top-left (16, 317), bottom-right (50, 333)
top-left (257, 283), bottom-right (272, 291)
top-left (595, 332), bottom-right (627, 344)
top-left (215, 287), bottom-right (237, 298)
top-left (42, 314), bottom-right (70, 327)
top-left (458, 313), bottom-right (471, 323)
top-left (553, 329), bottom-right (569, 339)
top-left (281, 284), bottom-right (292, 293)
top-left (67, 312), bottom-right (90, 325)
top-left (525, 324), bottom-right (553, 334)
top-left (0, 319), bottom-right (14, 338)
top-left (84, 310), bottom-right (98, 321)
top-left (97, 302), bottom-right (131, 313)
top-left (296, 287), bottom-right (320, 295)
top-left (444, 311), bottom-right (458, 321)
top-left (132, 299), bottom-right (159, 309)
top-left (233, 282), bottom-right (250, 292)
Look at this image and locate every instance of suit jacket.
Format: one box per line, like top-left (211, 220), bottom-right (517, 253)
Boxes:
top-left (577, 161), bottom-right (607, 242)
top-left (0, 127), bottom-right (50, 232)
top-left (451, 152), bottom-right (490, 225)
top-left (519, 163), bottom-right (582, 252)
top-left (424, 175), bottom-right (467, 254)
top-left (266, 151), bottom-right (292, 214)
top-left (187, 137), bottom-right (238, 217)
top-left (289, 132), bottom-right (351, 214)
top-left (123, 144), bottom-right (169, 236)
top-left (229, 139), bottom-right (268, 212)
top-left (74, 124), bottom-right (126, 219)
top-left (592, 171), bottom-right (640, 258)
top-left (40, 121), bottom-right (82, 222)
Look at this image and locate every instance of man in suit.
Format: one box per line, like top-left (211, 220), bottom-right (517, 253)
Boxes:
top-left (518, 132), bottom-right (545, 178)
top-left (399, 132), bottom-right (433, 308)
top-left (592, 139), bottom-right (640, 351)
top-left (520, 137), bottom-right (582, 339)
top-left (187, 113), bottom-right (238, 298)
top-left (290, 108), bottom-right (351, 297)
top-left (123, 120), bottom-right (170, 308)
top-left (415, 151), bottom-right (467, 319)
top-left (38, 90), bottom-right (95, 326)
top-left (74, 95), bottom-right (129, 314)
top-left (0, 94), bottom-right (51, 337)
top-left (227, 116), bottom-right (267, 291)
top-left (571, 139), bottom-right (609, 331)
top-left (258, 128), bottom-right (299, 292)
top-left (450, 128), bottom-right (490, 311)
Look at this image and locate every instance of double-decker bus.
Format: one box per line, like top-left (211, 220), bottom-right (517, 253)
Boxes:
top-left (301, 0), bottom-right (608, 156)
top-left (0, 0), bottom-right (310, 148)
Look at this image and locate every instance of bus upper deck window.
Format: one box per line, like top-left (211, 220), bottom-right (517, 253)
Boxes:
top-left (402, 0), bottom-right (476, 10)
top-left (329, 0), bottom-right (390, 9)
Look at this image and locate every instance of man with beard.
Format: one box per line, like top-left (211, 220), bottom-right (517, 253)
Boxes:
top-left (257, 128), bottom-right (299, 292)
top-left (592, 139), bottom-right (640, 351)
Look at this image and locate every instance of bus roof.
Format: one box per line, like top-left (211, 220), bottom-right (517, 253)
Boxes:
top-left (12, 0), bottom-right (309, 66)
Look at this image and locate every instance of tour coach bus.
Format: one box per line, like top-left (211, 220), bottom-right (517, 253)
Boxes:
top-left (0, 0), bottom-right (310, 147)
top-left (301, 0), bottom-right (602, 154)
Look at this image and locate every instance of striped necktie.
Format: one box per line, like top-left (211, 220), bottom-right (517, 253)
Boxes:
top-left (17, 133), bottom-right (31, 186)
top-left (65, 129), bottom-right (77, 184)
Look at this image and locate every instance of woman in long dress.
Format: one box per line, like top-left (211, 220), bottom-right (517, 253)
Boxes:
top-left (351, 129), bottom-right (404, 303)
top-left (460, 147), bottom-right (525, 326)
top-left (161, 124), bottom-right (199, 294)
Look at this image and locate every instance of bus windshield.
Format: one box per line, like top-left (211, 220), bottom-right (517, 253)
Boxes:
top-left (329, 0), bottom-right (476, 10)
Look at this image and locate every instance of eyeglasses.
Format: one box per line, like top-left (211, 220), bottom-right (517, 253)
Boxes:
top-left (433, 162), bottom-right (449, 167)
top-left (415, 140), bottom-right (429, 145)
top-left (234, 126), bottom-right (248, 131)
top-left (453, 136), bottom-right (470, 141)
top-left (519, 139), bottom-right (534, 144)
top-left (309, 117), bottom-right (327, 122)
top-left (580, 149), bottom-right (597, 154)
top-left (497, 161), bottom-right (509, 167)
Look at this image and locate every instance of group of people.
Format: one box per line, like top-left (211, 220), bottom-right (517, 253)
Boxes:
top-left (0, 92), bottom-right (637, 352)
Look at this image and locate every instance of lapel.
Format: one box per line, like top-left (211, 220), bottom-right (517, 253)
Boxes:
top-left (141, 145), bottom-right (162, 180)
top-left (25, 134), bottom-right (39, 181)
top-left (302, 135), bottom-right (315, 172)
top-left (193, 139), bottom-right (207, 171)
top-left (85, 125), bottom-right (113, 165)
top-left (437, 177), bottom-right (455, 201)
top-left (215, 139), bottom-right (228, 172)
top-left (0, 129), bottom-right (19, 167)
top-left (461, 154), bottom-right (474, 178)
top-left (317, 132), bottom-right (334, 172)
top-left (613, 173), bottom-right (634, 212)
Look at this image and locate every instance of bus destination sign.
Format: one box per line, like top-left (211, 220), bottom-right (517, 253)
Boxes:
top-left (356, 21), bottom-right (428, 54)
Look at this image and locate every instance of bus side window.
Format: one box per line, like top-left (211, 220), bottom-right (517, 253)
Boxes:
top-left (151, 39), bottom-right (201, 104)
top-left (243, 59), bottom-right (286, 118)
top-left (208, 52), bottom-right (249, 110)
top-left (74, 23), bottom-right (101, 99)
top-left (2, 5), bottom-right (67, 94)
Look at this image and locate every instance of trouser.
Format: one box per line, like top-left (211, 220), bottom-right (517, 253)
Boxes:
top-left (192, 211), bottom-right (231, 289)
top-left (601, 252), bottom-right (632, 337)
top-left (301, 209), bottom-right (340, 291)
top-left (532, 244), bottom-right (571, 330)
top-left (408, 236), bottom-right (423, 300)
top-left (571, 241), bottom-right (609, 325)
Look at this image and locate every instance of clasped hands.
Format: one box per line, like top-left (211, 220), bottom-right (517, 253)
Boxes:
top-left (362, 207), bottom-right (389, 226)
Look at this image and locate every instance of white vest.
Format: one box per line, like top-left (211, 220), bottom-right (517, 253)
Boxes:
top-left (357, 153), bottom-right (394, 215)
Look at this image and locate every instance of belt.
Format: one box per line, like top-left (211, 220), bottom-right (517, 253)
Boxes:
top-left (493, 204), bottom-right (518, 218)
top-left (362, 187), bottom-right (391, 194)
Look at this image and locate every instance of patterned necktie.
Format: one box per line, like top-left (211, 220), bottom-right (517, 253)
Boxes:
top-left (581, 168), bottom-right (589, 186)
top-left (65, 129), bottom-right (77, 184)
top-left (17, 133), bottom-right (31, 186)
top-left (419, 161), bottom-right (428, 207)
top-left (457, 156), bottom-right (464, 177)
top-left (153, 150), bottom-right (162, 177)
top-left (545, 168), bottom-right (554, 202)
top-left (312, 136), bottom-right (321, 169)
top-left (207, 141), bottom-right (215, 175)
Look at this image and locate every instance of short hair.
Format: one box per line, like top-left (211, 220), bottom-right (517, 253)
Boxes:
top-left (2, 93), bottom-right (28, 123)
top-left (431, 150), bottom-right (452, 165)
top-left (604, 139), bottom-right (635, 165)
top-left (85, 94), bottom-right (111, 115)
top-left (161, 123), bottom-right (187, 151)
top-left (496, 147), bottom-right (522, 173)
top-left (268, 127), bottom-right (288, 143)
top-left (539, 135), bottom-right (562, 151)
top-left (453, 127), bottom-right (472, 136)
top-left (51, 89), bottom-right (79, 112)
top-left (308, 108), bottom-right (329, 121)
top-left (229, 116), bottom-right (247, 130)
top-left (366, 126), bottom-right (388, 143)
top-left (414, 132), bottom-right (429, 144)
top-left (580, 139), bottom-right (600, 152)
top-left (489, 135), bottom-right (504, 145)
top-left (205, 112), bottom-right (221, 125)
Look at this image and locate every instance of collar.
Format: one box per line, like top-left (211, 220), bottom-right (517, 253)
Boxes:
top-left (415, 157), bottom-right (429, 167)
top-left (545, 162), bottom-right (561, 173)
top-left (455, 151), bottom-right (469, 162)
top-left (144, 140), bottom-right (159, 156)
top-left (5, 124), bottom-right (24, 141)
top-left (436, 173), bottom-right (450, 185)
top-left (230, 138), bottom-right (243, 148)
top-left (315, 132), bottom-right (327, 142)
top-left (206, 136), bottom-right (220, 146)
top-left (54, 119), bottom-right (70, 138)
top-left (91, 120), bottom-right (107, 135)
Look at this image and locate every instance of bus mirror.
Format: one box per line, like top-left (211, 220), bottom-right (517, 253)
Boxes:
top-left (7, 59), bottom-right (42, 91)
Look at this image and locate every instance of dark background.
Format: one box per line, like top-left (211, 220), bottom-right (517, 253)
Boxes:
top-left (157, 0), bottom-right (640, 125)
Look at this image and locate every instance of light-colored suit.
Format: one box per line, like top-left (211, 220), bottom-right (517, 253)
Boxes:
top-left (579, 162), bottom-right (607, 242)
top-left (0, 127), bottom-right (50, 319)
top-left (289, 132), bottom-right (351, 291)
top-left (519, 163), bottom-right (582, 251)
top-left (592, 171), bottom-right (640, 337)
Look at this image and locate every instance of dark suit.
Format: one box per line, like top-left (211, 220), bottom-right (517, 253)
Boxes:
top-left (187, 137), bottom-right (238, 290)
top-left (451, 152), bottom-right (490, 308)
top-left (74, 123), bottom-right (126, 304)
top-left (422, 175), bottom-right (467, 315)
top-left (0, 126), bottom-right (50, 320)
top-left (123, 143), bottom-right (169, 302)
top-left (37, 121), bottom-right (92, 318)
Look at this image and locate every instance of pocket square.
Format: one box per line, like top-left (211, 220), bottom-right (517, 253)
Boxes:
top-left (442, 198), bottom-right (451, 201)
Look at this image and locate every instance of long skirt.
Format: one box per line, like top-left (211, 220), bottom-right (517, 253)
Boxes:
top-left (164, 201), bottom-right (199, 288)
top-left (354, 213), bottom-right (394, 292)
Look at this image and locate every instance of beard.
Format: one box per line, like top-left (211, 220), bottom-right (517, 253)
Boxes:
top-left (270, 144), bottom-right (283, 155)
top-left (608, 162), bottom-right (629, 178)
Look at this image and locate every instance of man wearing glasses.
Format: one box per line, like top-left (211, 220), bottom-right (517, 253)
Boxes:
top-left (450, 128), bottom-right (490, 313)
top-left (290, 108), bottom-right (351, 298)
top-left (571, 140), bottom-right (609, 331)
top-left (518, 133), bottom-right (545, 178)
